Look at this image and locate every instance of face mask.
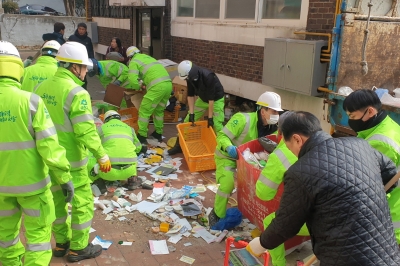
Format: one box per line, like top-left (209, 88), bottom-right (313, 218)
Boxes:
top-left (348, 109), bottom-right (374, 132)
top-left (267, 114), bottom-right (279, 125)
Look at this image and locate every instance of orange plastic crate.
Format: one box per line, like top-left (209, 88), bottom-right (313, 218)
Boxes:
top-left (177, 121), bottom-right (217, 172)
top-left (99, 107), bottom-right (139, 132)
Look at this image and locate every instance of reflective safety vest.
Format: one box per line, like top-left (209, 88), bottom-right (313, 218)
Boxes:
top-left (34, 68), bottom-right (106, 176)
top-left (256, 139), bottom-right (297, 201)
top-left (97, 119), bottom-right (142, 165)
top-left (0, 78), bottom-right (71, 196)
top-left (358, 116), bottom-right (400, 169)
top-left (21, 56), bottom-right (58, 92)
top-left (215, 112), bottom-right (259, 160)
top-left (98, 60), bottom-right (130, 88)
top-left (128, 53), bottom-right (171, 91)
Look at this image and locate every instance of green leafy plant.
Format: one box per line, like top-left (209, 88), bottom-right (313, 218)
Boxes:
top-left (3, 1), bottom-right (19, 14)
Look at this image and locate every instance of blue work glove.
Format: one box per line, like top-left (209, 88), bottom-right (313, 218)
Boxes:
top-left (226, 145), bottom-right (238, 159)
top-left (189, 113), bottom-right (195, 123)
top-left (113, 80), bottom-right (121, 86)
top-left (207, 117), bottom-right (214, 128)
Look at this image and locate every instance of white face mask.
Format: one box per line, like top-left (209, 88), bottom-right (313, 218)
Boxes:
top-left (267, 114), bottom-right (279, 125)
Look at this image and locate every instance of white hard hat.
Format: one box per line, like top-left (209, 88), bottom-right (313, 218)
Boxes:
top-left (126, 46), bottom-right (140, 58)
top-left (256, 91), bottom-right (283, 111)
top-left (104, 110), bottom-right (121, 123)
top-left (0, 41), bottom-right (24, 81)
top-left (178, 60), bottom-right (192, 80)
top-left (55, 41), bottom-right (92, 66)
top-left (42, 40), bottom-right (61, 56)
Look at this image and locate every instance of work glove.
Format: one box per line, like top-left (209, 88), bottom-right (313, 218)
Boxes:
top-left (97, 154), bottom-right (111, 173)
top-left (23, 56), bottom-right (33, 68)
top-left (207, 117), bottom-right (214, 128)
top-left (246, 237), bottom-right (266, 257)
top-left (189, 113), bottom-right (195, 123)
top-left (113, 80), bottom-right (121, 86)
top-left (226, 145), bottom-right (238, 159)
top-left (61, 181), bottom-right (75, 203)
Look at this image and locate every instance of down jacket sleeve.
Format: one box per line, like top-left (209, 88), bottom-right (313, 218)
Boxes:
top-left (373, 148), bottom-right (398, 193)
top-left (259, 170), bottom-right (312, 249)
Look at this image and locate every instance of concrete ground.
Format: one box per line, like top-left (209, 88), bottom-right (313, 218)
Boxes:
top-left (18, 50), bottom-right (316, 266)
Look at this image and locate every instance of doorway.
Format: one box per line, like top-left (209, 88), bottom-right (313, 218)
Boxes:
top-left (137, 8), bottom-right (163, 59)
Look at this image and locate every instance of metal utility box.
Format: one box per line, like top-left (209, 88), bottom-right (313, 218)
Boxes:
top-left (262, 38), bottom-right (327, 96)
top-left (86, 22), bottom-right (98, 44)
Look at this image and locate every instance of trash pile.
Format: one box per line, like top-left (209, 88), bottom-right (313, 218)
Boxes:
top-left (241, 137), bottom-right (277, 169)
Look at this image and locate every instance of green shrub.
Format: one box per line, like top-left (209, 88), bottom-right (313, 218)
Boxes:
top-left (3, 1), bottom-right (19, 14)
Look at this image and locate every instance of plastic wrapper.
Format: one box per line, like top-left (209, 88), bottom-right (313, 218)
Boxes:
top-left (242, 148), bottom-right (262, 169)
top-left (258, 137), bottom-right (277, 153)
top-left (373, 88), bottom-right (389, 99)
top-left (381, 93), bottom-right (400, 107)
top-left (338, 86), bottom-right (353, 96)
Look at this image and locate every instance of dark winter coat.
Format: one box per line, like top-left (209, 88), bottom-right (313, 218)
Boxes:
top-left (260, 131), bottom-right (400, 265)
top-left (186, 64), bottom-right (224, 102)
top-left (68, 30), bottom-right (94, 58)
top-left (42, 32), bottom-right (65, 45)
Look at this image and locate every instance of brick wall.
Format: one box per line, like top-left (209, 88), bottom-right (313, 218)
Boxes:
top-left (98, 27), bottom-right (133, 48)
top-left (163, 0), bottom-right (172, 59)
top-left (306, 0), bottom-right (336, 33)
top-left (172, 37), bottom-right (263, 83)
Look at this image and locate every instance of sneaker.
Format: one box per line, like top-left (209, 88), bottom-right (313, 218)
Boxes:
top-left (168, 137), bottom-right (182, 155)
top-left (67, 243), bottom-right (102, 262)
top-left (208, 209), bottom-right (220, 229)
top-left (53, 242), bottom-right (70, 257)
top-left (151, 131), bottom-right (163, 142)
top-left (137, 134), bottom-right (147, 144)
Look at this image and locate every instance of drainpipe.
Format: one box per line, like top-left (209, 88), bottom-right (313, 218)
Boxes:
top-left (86, 0), bottom-right (92, 21)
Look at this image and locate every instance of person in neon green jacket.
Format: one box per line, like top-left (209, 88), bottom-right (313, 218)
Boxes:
top-left (34, 42), bottom-right (111, 263)
top-left (210, 91), bottom-right (283, 226)
top-left (21, 40), bottom-right (61, 92)
top-left (256, 111), bottom-right (309, 266)
top-left (87, 110), bottom-right (142, 190)
top-left (126, 46), bottom-right (172, 143)
top-left (0, 41), bottom-right (74, 266)
top-left (344, 89), bottom-right (400, 244)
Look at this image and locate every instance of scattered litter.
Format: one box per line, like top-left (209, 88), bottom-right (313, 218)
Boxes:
top-left (118, 216), bottom-right (127, 221)
top-left (168, 245), bottom-right (176, 252)
top-left (247, 223), bottom-right (257, 230)
top-left (183, 242), bottom-right (192, 246)
top-left (160, 222), bottom-right (170, 232)
top-left (168, 234), bottom-right (182, 244)
top-left (243, 218), bottom-right (250, 223)
top-left (117, 198), bottom-right (131, 207)
top-left (214, 230), bottom-right (229, 243)
top-left (178, 218), bottom-right (193, 231)
top-left (111, 200), bottom-right (121, 208)
top-left (181, 202), bottom-right (202, 217)
top-left (166, 224), bottom-right (183, 236)
top-left (89, 227), bottom-right (96, 233)
top-left (152, 227), bottom-right (160, 233)
top-left (135, 201), bottom-right (167, 213)
top-left (119, 241), bottom-right (133, 246)
top-left (105, 215), bottom-right (113, 221)
top-left (180, 255), bottom-right (195, 265)
top-left (182, 232), bottom-right (191, 237)
top-left (129, 192), bottom-right (142, 202)
top-left (92, 236), bottom-right (113, 250)
top-left (193, 227), bottom-right (216, 244)
top-left (191, 172), bottom-right (199, 175)
top-left (149, 240), bottom-right (169, 255)
top-left (192, 233), bottom-right (200, 238)
top-left (102, 207), bottom-right (113, 214)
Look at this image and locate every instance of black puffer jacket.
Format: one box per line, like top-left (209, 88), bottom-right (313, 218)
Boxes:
top-left (260, 131), bottom-right (400, 265)
top-left (68, 30), bottom-right (94, 58)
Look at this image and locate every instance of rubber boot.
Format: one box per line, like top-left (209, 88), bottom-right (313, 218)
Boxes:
top-left (126, 176), bottom-right (142, 190)
top-left (168, 136), bottom-right (182, 155)
top-left (53, 242), bottom-right (70, 257)
top-left (67, 244), bottom-right (102, 262)
top-left (137, 134), bottom-right (147, 144)
top-left (208, 209), bottom-right (220, 228)
top-left (151, 131), bottom-right (163, 142)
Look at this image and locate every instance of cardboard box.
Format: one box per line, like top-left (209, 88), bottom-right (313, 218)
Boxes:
top-left (158, 59), bottom-right (178, 79)
top-left (104, 83), bottom-right (126, 107)
top-left (172, 76), bottom-right (188, 104)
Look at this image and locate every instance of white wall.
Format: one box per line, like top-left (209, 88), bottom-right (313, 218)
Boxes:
top-left (0, 14), bottom-right (85, 46)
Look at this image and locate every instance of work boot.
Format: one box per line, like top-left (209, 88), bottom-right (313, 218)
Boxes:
top-left (140, 144), bottom-right (148, 154)
top-left (93, 178), bottom-right (107, 194)
top-left (137, 134), bottom-right (147, 144)
top-left (208, 209), bottom-right (220, 229)
top-left (126, 176), bottom-right (142, 190)
top-left (151, 131), bottom-right (163, 142)
top-left (53, 242), bottom-right (70, 257)
top-left (67, 243), bottom-right (102, 262)
top-left (168, 137), bottom-right (182, 155)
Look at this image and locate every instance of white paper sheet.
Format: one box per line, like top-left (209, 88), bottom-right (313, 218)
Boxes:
top-left (196, 228), bottom-right (216, 244)
top-left (134, 200), bottom-right (167, 213)
top-left (121, 241), bottom-right (132, 246)
top-left (178, 218), bottom-right (193, 231)
top-left (149, 240), bottom-right (169, 255)
top-left (168, 234), bottom-right (182, 244)
top-left (89, 227), bottom-right (96, 233)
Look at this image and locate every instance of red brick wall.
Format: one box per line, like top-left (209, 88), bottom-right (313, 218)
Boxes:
top-left (306, 0), bottom-right (336, 33)
top-left (98, 27), bottom-right (133, 49)
top-left (171, 37), bottom-right (263, 83)
top-left (163, 0), bottom-right (172, 59)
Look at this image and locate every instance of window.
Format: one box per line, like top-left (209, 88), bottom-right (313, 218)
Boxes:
top-left (195, 0), bottom-right (220, 18)
top-left (177, 0), bottom-right (194, 17)
top-left (225, 0), bottom-right (257, 19)
top-left (262, 0), bottom-right (302, 19)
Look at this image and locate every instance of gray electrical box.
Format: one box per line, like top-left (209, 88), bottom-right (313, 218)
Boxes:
top-left (86, 22), bottom-right (98, 44)
top-left (262, 38), bottom-right (327, 96)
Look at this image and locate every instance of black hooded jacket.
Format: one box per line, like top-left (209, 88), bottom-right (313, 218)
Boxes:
top-left (42, 32), bottom-right (65, 45)
top-left (260, 131), bottom-right (400, 265)
top-left (186, 64), bottom-right (224, 102)
top-left (68, 30), bottom-right (94, 58)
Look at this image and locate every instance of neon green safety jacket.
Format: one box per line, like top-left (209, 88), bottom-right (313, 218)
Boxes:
top-left (256, 139), bottom-right (297, 201)
top-left (21, 56), bottom-right (58, 92)
top-left (97, 119), bottom-right (142, 164)
top-left (0, 78), bottom-right (71, 197)
top-left (215, 112), bottom-right (259, 160)
top-left (128, 53), bottom-right (171, 90)
top-left (34, 67), bottom-right (106, 186)
top-left (98, 60), bottom-right (129, 88)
